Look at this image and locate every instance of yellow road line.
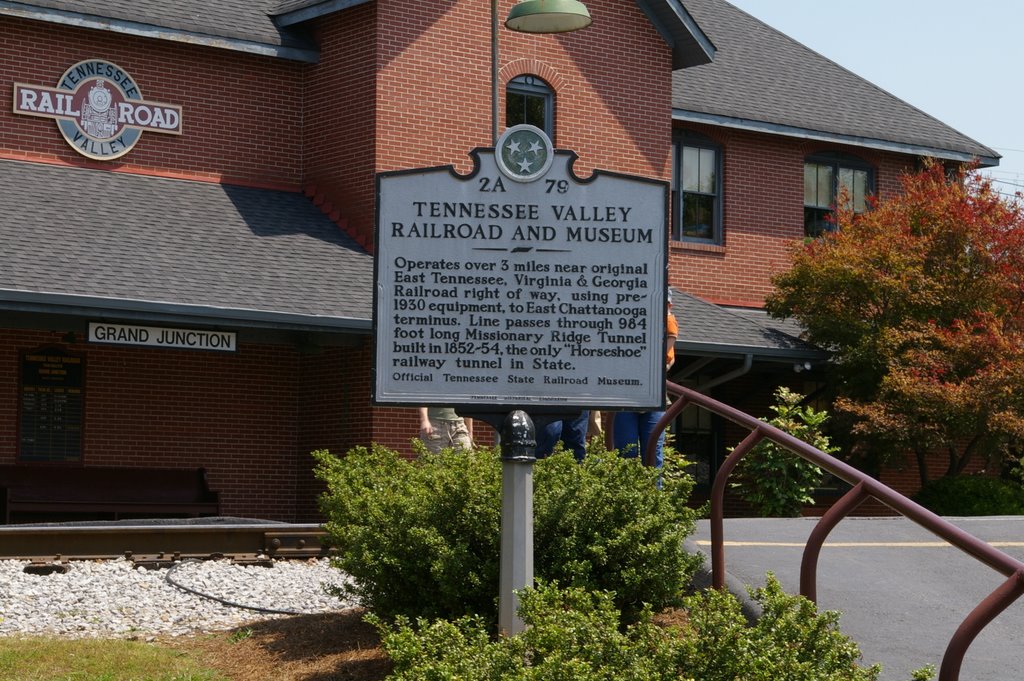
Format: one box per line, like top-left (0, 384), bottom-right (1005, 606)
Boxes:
top-left (693, 540), bottom-right (1024, 548)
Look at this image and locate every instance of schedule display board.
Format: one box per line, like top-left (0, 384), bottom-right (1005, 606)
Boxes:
top-left (19, 347), bottom-right (83, 462)
top-left (374, 126), bottom-right (667, 409)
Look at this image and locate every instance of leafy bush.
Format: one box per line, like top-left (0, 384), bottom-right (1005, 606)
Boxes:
top-left (370, 585), bottom-right (664, 681)
top-left (313, 439), bottom-right (701, 626)
top-left (371, 576), bottom-right (894, 681)
top-left (913, 474), bottom-right (1024, 516)
top-left (314, 443), bottom-right (502, 622)
top-left (731, 387), bottom-right (836, 517)
top-left (532, 440), bottom-right (701, 623)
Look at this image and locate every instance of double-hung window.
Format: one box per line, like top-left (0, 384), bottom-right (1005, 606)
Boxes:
top-left (804, 153), bottom-right (873, 237)
top-left (672, 132), bottom-right (722, 243)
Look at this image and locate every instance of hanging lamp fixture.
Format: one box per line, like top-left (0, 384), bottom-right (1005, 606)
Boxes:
top-left (505, 0), bottom-right (592, 34)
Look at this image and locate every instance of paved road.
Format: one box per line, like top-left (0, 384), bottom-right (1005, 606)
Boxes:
top-left (685, 517), bottom-right (1024, 681)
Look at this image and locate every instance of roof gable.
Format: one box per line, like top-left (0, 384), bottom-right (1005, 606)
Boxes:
top-left (635, 0), bottom-right (714, 69)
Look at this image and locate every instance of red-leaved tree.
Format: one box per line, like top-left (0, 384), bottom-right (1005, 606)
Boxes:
top-left (767, 163), bottom-right (1024, 485)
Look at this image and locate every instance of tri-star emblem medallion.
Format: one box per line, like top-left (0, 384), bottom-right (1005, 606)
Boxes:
top-left (496, 124), bottom-right (554, 182)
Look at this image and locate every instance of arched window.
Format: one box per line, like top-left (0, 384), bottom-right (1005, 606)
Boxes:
top-left (804, 152), bottom-right (874, 237)
top-left (506, 75), bottom-right (553, 139)
top-left (672, 131), bottom-right (722, 243)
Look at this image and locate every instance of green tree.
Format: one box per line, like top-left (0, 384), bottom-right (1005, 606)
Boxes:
top-left (767, 163), bottom-right (1024, 484)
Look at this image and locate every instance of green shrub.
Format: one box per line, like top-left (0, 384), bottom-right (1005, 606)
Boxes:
top-left (370, 584), bottom-right (667, 681)
top-left (313, 439), bottom-right (701, 626)
top-left (745, 576), bottom-right (880, 679)
top-left (371, 576), bottom-right (893, 681)
top-left (314, 443), bottom-right (502, 622)
top-left (532, 440), bottom-right (701, 623)
top-left (913, 474), bottom-right (1024, 516)
top-left (731, 387), bottom-right (835, 517)
top-left (677, 575), bottom-right (886, 680)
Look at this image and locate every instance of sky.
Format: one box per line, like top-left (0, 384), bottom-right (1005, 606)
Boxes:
top-left (725, 0), bottom-right (1024, 202)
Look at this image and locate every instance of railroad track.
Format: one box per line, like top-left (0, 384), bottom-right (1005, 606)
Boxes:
top-left (0, 520), bottom-right (330, 568)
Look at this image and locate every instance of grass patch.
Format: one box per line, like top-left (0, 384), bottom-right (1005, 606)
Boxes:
top-left (0, 637), bottom-right (226, 681)
top-left (0, 612), bottom-right (392, 681)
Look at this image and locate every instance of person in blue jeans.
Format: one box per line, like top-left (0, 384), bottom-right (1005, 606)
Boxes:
top-left (535, 411), bottom-right (588, 461)
top-left (612, 410), bottom-right (665, 467)
top-left (613, 290), bottom-right (678, 468)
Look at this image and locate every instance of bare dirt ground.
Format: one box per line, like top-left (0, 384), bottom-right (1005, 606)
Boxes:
top-left (175, 610), bottom-right (392, 681)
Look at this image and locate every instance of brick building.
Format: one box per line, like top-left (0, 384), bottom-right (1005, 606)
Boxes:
top-left (0, 0), bottom-right (997, 521)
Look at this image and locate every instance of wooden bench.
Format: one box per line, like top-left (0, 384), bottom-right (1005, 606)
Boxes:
top-left (0, 465), bottom-right (220, 524)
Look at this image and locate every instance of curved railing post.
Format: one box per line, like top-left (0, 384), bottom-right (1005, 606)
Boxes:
top-left (709, 428), bottom-right (764, 590)
top-left (800, 482), bottom-right (869, 603)
top-left (939, 571), bottom-right (1024, 681)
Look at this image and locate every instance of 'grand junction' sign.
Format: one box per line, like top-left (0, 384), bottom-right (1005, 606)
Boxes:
top-left (374, 126), bottom-right (668, 410)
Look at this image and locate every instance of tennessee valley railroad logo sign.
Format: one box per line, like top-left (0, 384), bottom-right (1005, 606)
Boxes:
top-left (13, 59), bottom-right (182, 160)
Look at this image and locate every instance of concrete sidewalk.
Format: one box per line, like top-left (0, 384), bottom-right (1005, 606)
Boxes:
top-left (684, 517), bottom-right (1024, 681)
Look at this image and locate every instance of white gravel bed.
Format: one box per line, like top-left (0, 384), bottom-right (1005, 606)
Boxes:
top-left (0, 557), bottom-right (358, 639)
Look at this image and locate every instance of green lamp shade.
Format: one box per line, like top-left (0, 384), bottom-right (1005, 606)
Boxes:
top-left (505, 0), bottom-right (592, 33)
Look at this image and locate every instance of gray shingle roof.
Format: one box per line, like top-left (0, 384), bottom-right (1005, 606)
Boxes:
top-left (2, 0), bottom-right (315, 54)
top-left (674, 289), bottom-right (825, 361)
top-left (674, 0), bottom-right (998, 165)
top-left (0, 160), bottom-right (373, 329)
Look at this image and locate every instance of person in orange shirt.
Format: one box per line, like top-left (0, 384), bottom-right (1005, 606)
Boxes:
top-left (612, 289), bottom-right (678, 468)
top-left (665, 289), bottom-right (678, 369)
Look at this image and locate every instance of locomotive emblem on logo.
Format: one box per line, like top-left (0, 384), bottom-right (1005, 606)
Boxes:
top-left (81, 81), bottom-right (117, 139)
top-left (13, 59), bottom-right (182, 160)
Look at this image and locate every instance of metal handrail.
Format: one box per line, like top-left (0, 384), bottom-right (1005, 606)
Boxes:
top-left (647, 381), bottom-right (1024, 681)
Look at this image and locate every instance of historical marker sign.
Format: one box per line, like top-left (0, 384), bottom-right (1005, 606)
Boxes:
top-left (374, 126), bottom-right (667, 409)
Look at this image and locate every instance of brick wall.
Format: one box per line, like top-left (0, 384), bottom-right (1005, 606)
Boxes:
top-left (297, 345), bottom-right (356, 521)
top-left (1, 326), bottom-right (401, 522)
top-left (299, 0), bottom-right (675, 451)
top-left (0, 331), bottom-right (16, 462)
top-left (301, 6), bottom-right (379, 250)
